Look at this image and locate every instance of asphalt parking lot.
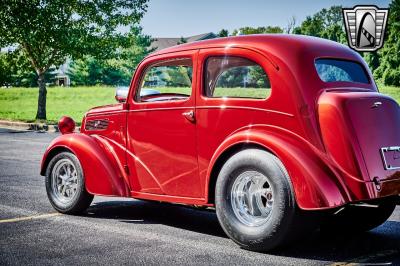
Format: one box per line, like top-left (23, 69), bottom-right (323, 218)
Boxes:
top-left (0, 128), bottom-right (399, 265)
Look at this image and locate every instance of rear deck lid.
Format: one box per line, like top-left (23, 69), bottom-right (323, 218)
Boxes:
top-left (346, 95), bottom-right (400, 181)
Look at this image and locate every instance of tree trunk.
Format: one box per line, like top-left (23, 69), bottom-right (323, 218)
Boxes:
top-left (36, 72), bottom-right (47, 120)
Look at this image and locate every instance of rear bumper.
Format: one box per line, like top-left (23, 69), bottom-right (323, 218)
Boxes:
top-left (341, 176), bottom-right (400, 207)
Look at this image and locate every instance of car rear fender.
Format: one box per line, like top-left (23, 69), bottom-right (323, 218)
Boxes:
top-left (40, 133), bottom-right (130, 197)
top-left (207, 125), bottom-right (352, 210)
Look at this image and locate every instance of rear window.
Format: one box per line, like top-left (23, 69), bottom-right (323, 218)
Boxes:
top-left (315, 59), bottom-right (369, 84)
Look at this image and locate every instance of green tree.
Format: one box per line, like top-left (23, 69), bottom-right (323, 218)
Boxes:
top-left (0, 0), bottom-right (148, 120)
top-left (69, 56), bottom-right (132, 86)
top-left (364, 52), bottom-right (380, 75)
top-left (374, 0), bottom-right (400, 86)
top-left (0, 51), bottom-right (14, 87)
top-left (218, 29), bottom-right (229, 37)
top-left (249, 66), bottom-right (269, 88)
top-left (69, 26), bottom-right (153, 86)
top-left (216, 67), bottom-right (249, 88)
top-left (68, 56), bottom-right (102, 86)
top-left (178, 37), bottom-right (187, 45)
top-left (232, 26), bottom-right (283, 36)
top-left (0, 48), bottom-right (56, 87)
top-left (122, 26), bottom-right (154, 72)
top-left (164, 66), bottom-right (192, 87)
top-left (293, 6), bottom-right (346, 43)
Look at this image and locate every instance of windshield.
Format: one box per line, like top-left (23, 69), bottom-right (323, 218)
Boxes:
top-left (315, 59), bottom-right (369, 84)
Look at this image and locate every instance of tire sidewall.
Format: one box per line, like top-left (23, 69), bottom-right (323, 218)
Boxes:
top-left (45, 152), bottom-right (87, 213)
top-left (215, 149), bottom-right (296, 250)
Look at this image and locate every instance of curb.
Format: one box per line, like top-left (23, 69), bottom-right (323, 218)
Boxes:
top-left (0, 120), bottom-right (59, 132)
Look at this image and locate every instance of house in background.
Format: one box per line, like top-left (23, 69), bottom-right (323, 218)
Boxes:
top-left (54, 59), bottom-right (71, 86)
top-left (150, 32), bottom-right (217, 51)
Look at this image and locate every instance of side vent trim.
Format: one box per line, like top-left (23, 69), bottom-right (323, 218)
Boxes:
top-left (85, 119), bottom-right (109, 131)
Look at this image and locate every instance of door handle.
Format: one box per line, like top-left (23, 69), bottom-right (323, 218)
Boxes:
top-left (182, 110), bottom-right (195, 123)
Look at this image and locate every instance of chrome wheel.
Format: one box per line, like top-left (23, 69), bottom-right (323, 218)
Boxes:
top-left (231, 170), bottom-right (274, 227)
top-left (51, 158), bottom-right (79, 203)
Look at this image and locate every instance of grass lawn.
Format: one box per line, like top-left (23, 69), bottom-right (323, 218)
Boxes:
top-left (0, 85), bottom-right (399, 124)
top-left (0, 86), bottom-right (116, 124)
top-left (379, 85), bottom-right (400, 102)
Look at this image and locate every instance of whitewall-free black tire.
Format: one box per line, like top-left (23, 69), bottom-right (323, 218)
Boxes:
top-left (215, 149), bottom-right (315, 251)
top-left (45, 152), bottom-right (93, 214)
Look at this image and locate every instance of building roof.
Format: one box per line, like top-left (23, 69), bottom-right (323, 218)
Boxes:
top-left (150, 32), bottom-right (217, 51)
top-left (186, 32), bottom-right (217, 42)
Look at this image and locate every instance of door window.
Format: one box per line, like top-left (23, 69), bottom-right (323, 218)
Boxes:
top-left (137, 58), bottom-right (193, 102)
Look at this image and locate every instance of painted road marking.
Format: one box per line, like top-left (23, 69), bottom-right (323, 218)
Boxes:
top-left (330, 249), bottom-right (399, 265)
top-left (0, 213), bottom-right (61, 224)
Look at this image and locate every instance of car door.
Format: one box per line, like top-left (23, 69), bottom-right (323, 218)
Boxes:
top-left (126, 50), bottom-right (202, 198)
top-left (195, 47), bottom-right (293, 191)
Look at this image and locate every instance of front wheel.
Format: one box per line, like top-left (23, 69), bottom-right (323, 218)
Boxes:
top-left (45, 152), bottom-right (93, 214)
top-left (215, 149), bottom-right (316, 252)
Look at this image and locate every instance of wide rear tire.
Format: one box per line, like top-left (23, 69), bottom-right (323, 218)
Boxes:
top-left (215, 149), bottom-right (316, 252)
top-left (45, 152), bottom-right (93, 214)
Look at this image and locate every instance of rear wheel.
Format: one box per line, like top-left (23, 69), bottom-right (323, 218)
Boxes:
top-left (321, 196), bottom-right (397, 234)
top-left (45, 152), bottom-right (93, 214)
top-left (215, 149), bottom-right (316, 251)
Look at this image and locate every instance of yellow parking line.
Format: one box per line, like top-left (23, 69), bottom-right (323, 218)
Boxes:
top-left (0, 213), bottom-right (61, 224)
top-left (329, 249), bottom-right (399, 265)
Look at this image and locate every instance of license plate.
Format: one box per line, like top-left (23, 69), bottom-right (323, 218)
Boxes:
top-left (380, 146), bottom-right (400, 170)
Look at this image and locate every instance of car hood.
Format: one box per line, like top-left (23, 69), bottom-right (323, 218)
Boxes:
top-left (86, 103), bottom-right (124, 116)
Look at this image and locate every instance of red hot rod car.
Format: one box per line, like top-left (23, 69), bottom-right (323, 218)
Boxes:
top-left (41, 35), bottom-right (400, 251)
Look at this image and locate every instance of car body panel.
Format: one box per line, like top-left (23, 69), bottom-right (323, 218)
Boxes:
top-left (204, 125), bottom-right (351, 209)
top-left (41, 34), bottom-right (400, 210)
top-left (318, 91), bottom-right (400, 182)
top-left (41, 133), bottom-right (130, 197)
top-left (126, 49), bottom-right (202, 198)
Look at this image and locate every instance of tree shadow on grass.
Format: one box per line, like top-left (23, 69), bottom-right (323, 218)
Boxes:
top-left (84, 200), bottom-right (400, 264)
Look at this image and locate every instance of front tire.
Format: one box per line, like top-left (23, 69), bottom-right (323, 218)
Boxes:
top-left (45, 152), bottom-right (93, 214)
top-left (215, 149), bottom-right (315, 251)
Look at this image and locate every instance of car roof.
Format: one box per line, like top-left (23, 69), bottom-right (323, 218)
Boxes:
top-left (148, 34), bottom-right (356, 60)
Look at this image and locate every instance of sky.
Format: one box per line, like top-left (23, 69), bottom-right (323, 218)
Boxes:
top-left (140, 0), bottom-right (391, 37)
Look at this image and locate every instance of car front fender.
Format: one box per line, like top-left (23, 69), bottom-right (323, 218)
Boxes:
top-left (40, 133), bottom-right (130, 197)
top-left (207, 125), bottom-right (352, 210)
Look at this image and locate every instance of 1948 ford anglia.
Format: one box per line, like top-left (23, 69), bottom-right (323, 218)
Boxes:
top-left (41, 35), bottom-right (400, 251)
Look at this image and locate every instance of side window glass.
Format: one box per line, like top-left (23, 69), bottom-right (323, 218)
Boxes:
top-left (204, 56), bottom-right (271, 99)
top-left (137, 58), bottom-right (192, 102)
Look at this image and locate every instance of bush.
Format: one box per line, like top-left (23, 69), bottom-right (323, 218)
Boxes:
top-left (382, 68), bottom-right (400, 86)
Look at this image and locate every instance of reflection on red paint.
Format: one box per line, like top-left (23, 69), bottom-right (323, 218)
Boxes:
top-left (41, 35), bottom-right (400, 210)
